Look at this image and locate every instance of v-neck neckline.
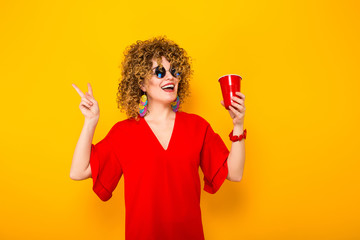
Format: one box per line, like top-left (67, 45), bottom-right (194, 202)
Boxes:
top-left (142, 111), bottom-right (178, 152)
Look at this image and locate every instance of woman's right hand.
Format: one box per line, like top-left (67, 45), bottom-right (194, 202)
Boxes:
top-left (72, 83), bottom-right (100, 125)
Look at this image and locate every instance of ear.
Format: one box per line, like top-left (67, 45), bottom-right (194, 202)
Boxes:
top-left (140, 79), bottom-right (147, 92)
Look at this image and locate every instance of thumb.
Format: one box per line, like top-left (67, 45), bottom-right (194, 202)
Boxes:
top-left (86, 92), bottom-right (96, 101)
top-left (220, 100), bottom-right (224, 106)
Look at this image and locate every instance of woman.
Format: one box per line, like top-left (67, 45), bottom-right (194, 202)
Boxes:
top-left (70, 36), bottom-right (246, 240)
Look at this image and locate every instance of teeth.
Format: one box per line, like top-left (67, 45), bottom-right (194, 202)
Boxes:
top-left (161, 84), bottom-right (175, 89)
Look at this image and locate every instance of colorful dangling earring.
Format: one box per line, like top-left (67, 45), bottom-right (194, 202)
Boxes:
top-left (139, 93), bottom-right (148, 117)
top-left (171, 95), bottom-right (180, 112)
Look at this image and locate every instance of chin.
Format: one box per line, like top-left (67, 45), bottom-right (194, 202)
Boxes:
top-left (154, 89), bottom-right (178, 103)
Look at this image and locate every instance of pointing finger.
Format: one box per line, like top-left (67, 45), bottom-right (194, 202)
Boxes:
top-left (72, 83), bottom-right (85, 98)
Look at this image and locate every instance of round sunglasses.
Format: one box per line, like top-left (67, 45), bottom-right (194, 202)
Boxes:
top-left (152, 66), bottom-right (180, 79)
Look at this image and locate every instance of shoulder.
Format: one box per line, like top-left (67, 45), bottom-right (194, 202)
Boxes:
top-left (115, 117), bottom-right (140, 127)
top-left (106, 117), bottom-right (141, 137)
top-left (178, 111), bottom-right (210, 127)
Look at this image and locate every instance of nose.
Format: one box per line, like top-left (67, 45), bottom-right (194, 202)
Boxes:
top-left (165, 69), bottom-right (174, 80)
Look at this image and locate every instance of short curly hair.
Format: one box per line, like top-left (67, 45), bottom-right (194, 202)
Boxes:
top-left (116, 35), bottom-right (193, 121)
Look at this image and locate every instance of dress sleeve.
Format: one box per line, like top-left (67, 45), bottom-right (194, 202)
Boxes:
top-left (200, 123), bottom-right (230, 194)
top-left (90, 127), bottom-right (123, 201)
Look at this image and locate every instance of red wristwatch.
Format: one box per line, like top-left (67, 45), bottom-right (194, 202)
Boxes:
top-left (229, 129), bottom-right (247, 142)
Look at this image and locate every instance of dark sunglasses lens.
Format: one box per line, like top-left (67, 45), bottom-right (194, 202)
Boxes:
top-left (155, 66), bottom-right (166, 78)
top-left (170, 68), bottom-right (180, 78)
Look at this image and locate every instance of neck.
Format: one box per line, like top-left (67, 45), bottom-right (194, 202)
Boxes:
top-left (145, 99), bottom-right (175, 122)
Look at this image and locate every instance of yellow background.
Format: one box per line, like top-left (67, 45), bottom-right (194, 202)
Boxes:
top-left (1, 0), bottom-right (359, 239)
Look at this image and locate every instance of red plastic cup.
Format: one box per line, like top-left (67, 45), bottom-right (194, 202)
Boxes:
top-left (218, 74), bottom-right (242, 110)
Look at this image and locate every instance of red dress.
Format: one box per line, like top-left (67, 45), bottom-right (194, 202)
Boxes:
top-left (90, 111), bottom-right (229, 240)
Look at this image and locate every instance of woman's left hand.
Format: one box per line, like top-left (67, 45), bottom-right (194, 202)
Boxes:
top-left (221, 92), bottom-right (246, 127)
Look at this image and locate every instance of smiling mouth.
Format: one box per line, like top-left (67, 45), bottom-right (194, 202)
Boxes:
top-left (161, 84), bottom-right (175, 92)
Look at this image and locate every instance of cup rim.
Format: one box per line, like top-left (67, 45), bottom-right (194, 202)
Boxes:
top-left (218, 74), bottom-right (242, 81)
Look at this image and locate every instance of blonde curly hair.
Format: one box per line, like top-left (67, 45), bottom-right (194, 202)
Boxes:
top-left (116, 35), bottom-right (193, 121)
